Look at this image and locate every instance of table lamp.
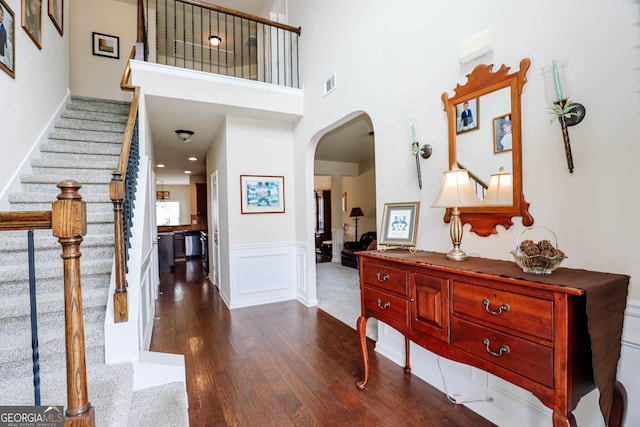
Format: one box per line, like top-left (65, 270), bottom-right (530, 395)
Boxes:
top-left (432, 167), bottom-right (481, 261)
top-left (483, 167), bottom-right (513, 206)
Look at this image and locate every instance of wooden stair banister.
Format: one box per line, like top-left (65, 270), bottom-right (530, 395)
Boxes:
top-left (111, 42), bottom-right (141, 323)
top-left (1, 181), bottom-right (94, 425)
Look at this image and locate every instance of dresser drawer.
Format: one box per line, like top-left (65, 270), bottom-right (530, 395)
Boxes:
top-left (361, 261), bottom-right (408, 295)
top-left (362, 286), bottom-right (409, 329)
top-left (452, 317), bottom-right (553, 388)
top-left (452, 281), bottom-right (553, 341)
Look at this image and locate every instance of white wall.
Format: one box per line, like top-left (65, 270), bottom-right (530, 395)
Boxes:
top-left (0, 0), bottom-right (69, 202)
top-left (289, 0), bottom-right (639, 425)
top-left (69, 0), bottom-right (136, 101)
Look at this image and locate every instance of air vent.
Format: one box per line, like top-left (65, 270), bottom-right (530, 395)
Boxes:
top-left (323, 73), bottom-right (336, 97)
top-left (173, 39), bottom-right (235, 67)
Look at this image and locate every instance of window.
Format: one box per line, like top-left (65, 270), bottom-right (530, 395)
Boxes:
top-left (156, 201), bottom-right (180, 225)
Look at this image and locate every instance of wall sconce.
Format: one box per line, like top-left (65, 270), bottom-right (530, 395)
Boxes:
top-left (483, 167), bottom-right (513, 206)
top-left (432, 166), bottom-right (481, 261)
top-left (208, 35), bottom-right (222, 46)
top-left (175, 129), bottom-right (194, 143)
top-left (541, 59), bottom-right (586, 173)
top-left (409, 120), bottom-right (433, 189)
top-left (349, 207), bottom-right (364, 241)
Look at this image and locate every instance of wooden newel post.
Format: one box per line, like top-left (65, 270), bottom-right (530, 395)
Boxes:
top-left (110, 172), bottom-right (128, 323)
top-left (51, 181), bottom-right (95, 427)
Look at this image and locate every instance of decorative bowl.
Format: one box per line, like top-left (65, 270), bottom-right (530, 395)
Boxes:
top-left (510, 227), bottom-right (566, 274)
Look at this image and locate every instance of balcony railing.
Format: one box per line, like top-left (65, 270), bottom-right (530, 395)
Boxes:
top-left (144, 0), bottom-right (301, 88)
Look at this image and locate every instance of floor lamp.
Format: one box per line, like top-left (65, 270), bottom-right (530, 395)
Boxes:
top-left (349, 207), bottom-right (364, 241)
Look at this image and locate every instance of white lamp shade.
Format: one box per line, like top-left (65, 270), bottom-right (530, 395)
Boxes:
top-left (432, 169), bottom-right (481, 208)
top-left (483, 169), bottom-right (513, 205)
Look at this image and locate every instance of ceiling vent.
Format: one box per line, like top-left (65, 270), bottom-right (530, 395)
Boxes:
top-left (173, 39), bottom-right (235, 67)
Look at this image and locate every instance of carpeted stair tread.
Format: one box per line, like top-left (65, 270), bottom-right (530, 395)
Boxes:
top-left (56, 117), bottom-right (128, 133)
top-left (31, 157), bottom-right (119, 171)
top-left (0, 362), bottom-right (134, 427)
top-left (0, 285), bottom-right (108, 322)
top-left (128, 382), bottom-right (189, 427)
top-left (60, 109), bottom-right (128, 124)
top-left (0, 258), bottom-right (112, 283)
top-left (40, 140), bottom-right (122, 156)
top-left (21, 171), bottom-right (114, 184)
top-left (49, 129), bottom-right (125, 144)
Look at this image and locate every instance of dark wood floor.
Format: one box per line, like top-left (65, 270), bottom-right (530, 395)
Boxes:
top-left (150, 259), bottom-right (495, 427)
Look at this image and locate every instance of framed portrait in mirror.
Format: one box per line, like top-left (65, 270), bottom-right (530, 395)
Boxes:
top-left (493, 114), bottom-right (513, 153)
top-left (456, 98), bottom-right (479, 134)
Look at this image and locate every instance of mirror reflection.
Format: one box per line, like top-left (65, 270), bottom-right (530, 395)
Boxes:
top-left (454, 87), bottom-right (512, 202)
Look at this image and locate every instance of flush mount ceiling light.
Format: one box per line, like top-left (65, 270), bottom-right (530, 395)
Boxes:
top-left (208, 35), bottom-right (222, 46)
top-left (156, 163), bottom-right (165, 168)
top-left (188, 157), bottom-right (198, 161)
top-left (175, 129), bottom-right (194, 143)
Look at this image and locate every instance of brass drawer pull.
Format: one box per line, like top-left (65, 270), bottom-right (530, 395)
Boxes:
top-left (376, 298), bottom-right (391, 310)
top-left (482, 298), bottom-right (510, 315)
top-left (376, 272), bottom-right (390, 283)
top-left (482, 338), bottom-right (510, 357)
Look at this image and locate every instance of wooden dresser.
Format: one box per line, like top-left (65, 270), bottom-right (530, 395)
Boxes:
top-left (355, 250), bottom-right (629, 427)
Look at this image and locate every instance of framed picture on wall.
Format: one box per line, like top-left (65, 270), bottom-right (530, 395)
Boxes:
top-left (22, 0), bottom-right (42, 49)
top-left (240, 175), bottom-right (285, 214)
top-left (379, 202), bottom-right (420, 248)
top-left (48, 0), bottom-right (62, 36)
top-left (92, 31), bottom-right (119, 59)
top-left (0, 0), bottom-right (16, 78)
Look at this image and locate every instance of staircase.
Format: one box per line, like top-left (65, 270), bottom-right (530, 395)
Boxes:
top-left (0, 97), bottom-right (188, 426)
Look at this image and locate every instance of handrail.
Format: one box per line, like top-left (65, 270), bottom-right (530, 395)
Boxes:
top-left (456, 161), bottom-right (488, 195)
top-left (111, 44), bottom-right (142, 323)
top-left (0, 211), bottom-right (52, 230)
top-left (183, 0), bottom-right (301, 34)
top-left (2, 181), bottom-right (95, 426)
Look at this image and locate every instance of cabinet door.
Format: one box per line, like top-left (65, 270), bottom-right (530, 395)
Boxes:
top-left (411, 273), bottom-right (450, 342)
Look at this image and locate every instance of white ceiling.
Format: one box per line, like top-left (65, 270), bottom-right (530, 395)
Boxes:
top-left (150, 0), bottom-right (374, 185)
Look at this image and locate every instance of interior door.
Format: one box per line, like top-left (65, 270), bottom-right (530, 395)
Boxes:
top-left (210, 171), bottom-right (220, 288)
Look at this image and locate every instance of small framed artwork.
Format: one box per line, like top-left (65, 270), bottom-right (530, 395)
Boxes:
top-left (240, 175), bottom-right (285, 214)
top-left (92, 32), bottom-right (119, 59)
top-left (22, 0), bottom-right (42, 49)
top-left (493, 113), bottom-right (512, 153)
top-left (0, 0), bottom-right (16, 78)
top-left (156, 191), bottom-right (170, 200)
top-left (48, 0), bottom-right (63, 36)
top-left (456, 98), bottom-right (479, 134)
top-left (379, 202), bottom-right (420, 248)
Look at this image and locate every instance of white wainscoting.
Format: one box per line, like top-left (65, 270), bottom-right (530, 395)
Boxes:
top-left (227, 241), bottom-right (300, 309)
top-left (374, 299), bottom-right (640, 427)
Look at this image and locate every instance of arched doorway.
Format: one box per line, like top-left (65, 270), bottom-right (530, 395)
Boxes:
top-left (312, 112), bottom-right (377, 338)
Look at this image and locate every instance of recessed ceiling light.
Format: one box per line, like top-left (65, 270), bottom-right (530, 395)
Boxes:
top-left (188, 157), bottom-right (198, 161)
top-left (157, 164), bottom-right (165, 168)
top-left (184, 170), bottom-right (192, 174)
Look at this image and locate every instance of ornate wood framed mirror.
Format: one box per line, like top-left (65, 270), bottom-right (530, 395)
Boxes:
top-left (441, 58), bottom-right (534, 236)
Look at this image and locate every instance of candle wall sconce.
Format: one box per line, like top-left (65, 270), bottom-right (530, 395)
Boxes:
top-left (409, 120), bottom-right (433, 189)
top-left (541, 59), bottom-right (586, 173)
